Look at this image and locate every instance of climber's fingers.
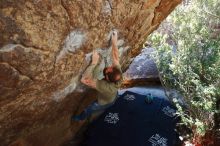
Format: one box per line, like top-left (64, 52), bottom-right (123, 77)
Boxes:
top-left (111, 31), bottom-right (118, 46)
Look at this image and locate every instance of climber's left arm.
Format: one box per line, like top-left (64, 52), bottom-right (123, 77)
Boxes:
top-left (80, 50), bottom-right (99, 88)
top-left (81, 65), bottom-right (97, 88)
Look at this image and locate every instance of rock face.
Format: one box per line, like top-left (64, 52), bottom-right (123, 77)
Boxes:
top-left (124, 47), bottom-right (159, 79)
top-left (123, 47), bottom-right (161, 87)
top-left (0, 0), bottom-right (181, 146)
top-left (122, 47), bottom-right (161, 88)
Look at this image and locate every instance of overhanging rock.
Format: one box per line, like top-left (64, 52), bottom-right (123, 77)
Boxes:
top-left (0, 0), bottom-right (182, 145)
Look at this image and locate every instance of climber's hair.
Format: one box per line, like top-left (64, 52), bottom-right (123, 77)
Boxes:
top-left (103, 67), bottom-right (122, 83)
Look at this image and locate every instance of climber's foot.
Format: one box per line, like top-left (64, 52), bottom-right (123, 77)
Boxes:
top-left (72, 115), bottom-right (82, 121)
top-left (71, 114), bottom-right (87, 121)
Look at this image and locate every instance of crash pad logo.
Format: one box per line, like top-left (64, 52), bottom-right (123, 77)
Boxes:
top-left (123, 94), bottom-right (136, 101)
top-left (162, 106), bottom-right (176, 118)
top-left (148, 134), bottom-right (168, 146)
top-left (104, 113), bottom-right (119, 124)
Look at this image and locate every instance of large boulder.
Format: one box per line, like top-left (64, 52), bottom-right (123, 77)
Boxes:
top-left (0, 0), bottom-right (181, 145)
top-left (123, 47), bottom-right (161, 87)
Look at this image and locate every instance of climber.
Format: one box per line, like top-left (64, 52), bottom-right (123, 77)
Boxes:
top-left (72, 31), bottom-right (123, 121)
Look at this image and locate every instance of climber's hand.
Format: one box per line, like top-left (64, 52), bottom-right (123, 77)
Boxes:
top-left (92, 50), bottom-right (100, 65)
top-left (111, 31), bottom-right (118, 46)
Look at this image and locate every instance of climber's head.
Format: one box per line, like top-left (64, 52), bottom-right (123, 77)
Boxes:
top-left (103, 66), bottom-right (122, 83)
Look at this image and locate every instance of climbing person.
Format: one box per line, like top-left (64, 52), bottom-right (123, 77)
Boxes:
top-left (72, 31), bottom-right (123, 121)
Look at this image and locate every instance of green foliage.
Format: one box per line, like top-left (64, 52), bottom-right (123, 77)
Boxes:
top-left (150, 0), bottom-right (220, 139)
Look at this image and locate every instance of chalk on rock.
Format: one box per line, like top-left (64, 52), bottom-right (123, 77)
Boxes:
top-left (63, 30), bottom-right (86, 53)
top-left (51, 76), bottom-right (79, 102)
top-left (56, 30), bottom-right (86, 63)
top-left (102, 0), bottom-right (112, 15)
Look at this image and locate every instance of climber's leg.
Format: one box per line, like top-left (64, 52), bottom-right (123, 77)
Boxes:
top-left (72, 101), bottom-right (115, 121)
top-left (72, 102), bottom-right (97, 121)
top-left (72, 93), bottom-right (119, 121)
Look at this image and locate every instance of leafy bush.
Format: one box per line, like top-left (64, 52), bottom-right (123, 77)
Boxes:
top-left (149, 0), bottom-right (220, 143)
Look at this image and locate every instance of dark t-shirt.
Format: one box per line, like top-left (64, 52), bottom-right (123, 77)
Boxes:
top-left (95, 64), bottom-right (122, 105)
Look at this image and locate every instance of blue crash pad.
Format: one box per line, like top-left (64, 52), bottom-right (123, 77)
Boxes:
top-left (85, 90), bottom-right (180, 146)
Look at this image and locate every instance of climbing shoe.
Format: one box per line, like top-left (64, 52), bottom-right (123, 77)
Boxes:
top-left (71, 111), bottom-right (88, 121)
top-left (145, 93), bottom-right (154, 104)
top-left (72, 115), bottom-right (84, 121)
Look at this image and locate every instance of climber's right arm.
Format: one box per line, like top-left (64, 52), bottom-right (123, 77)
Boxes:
top-left (111, 31), bottom-right (120, 66)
